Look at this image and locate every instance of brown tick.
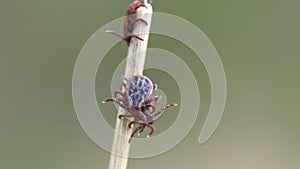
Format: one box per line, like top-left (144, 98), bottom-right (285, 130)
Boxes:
top-left (106, 0), bottom-right (152, 46)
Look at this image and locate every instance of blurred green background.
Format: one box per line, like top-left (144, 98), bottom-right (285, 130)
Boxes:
top-left (1, 0), bottom-right (299, 169)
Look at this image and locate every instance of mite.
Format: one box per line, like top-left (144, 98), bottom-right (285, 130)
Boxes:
top-left (102, 75), bottom-right (177, 143)
top-left (106, 0), bottom-right (152, 45)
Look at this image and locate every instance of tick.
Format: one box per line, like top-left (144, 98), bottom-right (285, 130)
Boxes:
top-left (106, 0), bottom-right (152, 45)
top-left (102, 75), bottom-right (177, 143)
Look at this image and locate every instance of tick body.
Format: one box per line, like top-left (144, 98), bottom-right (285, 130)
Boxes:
top-left (102, 75), bottom-right (177, 143)
top-left (106, 0), bottom-right (151, 45)
top-left (127, 75), bottom-right (154, 107)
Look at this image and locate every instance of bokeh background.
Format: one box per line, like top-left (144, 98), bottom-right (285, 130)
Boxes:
top-left (1, 0), bottom-right (299, 169)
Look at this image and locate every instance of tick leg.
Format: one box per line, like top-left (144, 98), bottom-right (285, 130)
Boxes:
top-left (128, 121), bottom-right (136, 128)
top-left (138, 125), bottom-right (146, 135)
top-left (124, 34), bottom-right (144, 42)
top-left (132, 18), bottom-right (148, 26)
top-left (128, 124), bottom-right (144, 143)
top-left (106, 30), bottom-right (136, 45)
top-left (114, 90), bottom-right (125, 98)
top-left (118, 78), bottom-right (128, 94)
top-left (121, 76), bottom-right (129, 88)
top-left (152, 103), bottom-right (178, 118)
top-left (134, 3), bottom-right (148, 11)
top-left (144, 96), bottom-right (161, 106)
top-left (106, 30), bottom-right (126, 40)
top-left (143, 104), bottom-right (156, 114)
top-left (153, 84), bottom-right (158, 92)
top-left (102, 98), bottom-right (127, 109)
top-left (121, 76), bottom-right (129, 81)
top-left (122, 34), bottom-right (144, 46)
top-left (119, 114), bottom-right (134, 120)
top-left (145, 124), bottom-right (155, 137)
top-left (152, 96), bottom-right (161, 105)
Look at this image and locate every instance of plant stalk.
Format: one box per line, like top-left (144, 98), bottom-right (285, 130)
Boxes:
top-left (108, 3), bottom-right (153, 169)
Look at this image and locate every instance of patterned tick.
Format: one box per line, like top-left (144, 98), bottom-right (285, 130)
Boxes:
top-left (102, 75), bottom-right (177, 143)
